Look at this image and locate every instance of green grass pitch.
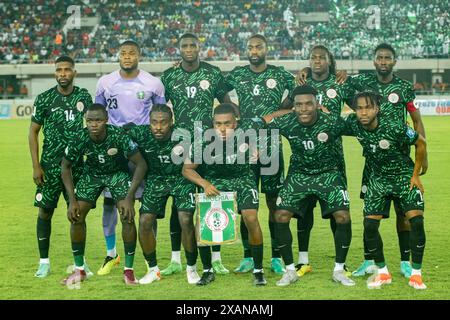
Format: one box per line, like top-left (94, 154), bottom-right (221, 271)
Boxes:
top-left (0, 117), bottom-right (449, 300)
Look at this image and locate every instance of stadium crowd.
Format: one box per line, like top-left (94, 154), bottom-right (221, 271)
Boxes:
top-left (0, 0), bottom-right (449, 64)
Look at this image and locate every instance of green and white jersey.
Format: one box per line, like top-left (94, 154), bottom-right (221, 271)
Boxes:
top-left (31, 86), bottom-right (92, 169)
top-left (161, 61), bottom-right (228, 130)
top-left (65, 125), bottom-right (139, 176)
top-left (348, 73), bottom-right (417, 124)
top-left (225, 65), bottom-right (295, 118)
top-left (269, 112), bottom-right (346, 175)
top-left (192, 118), bottom-right (266, 179)
top-left (128, 125), bottom-right (188, 177)
top-left (306, 74), bottom-right (355, 119)
top-left (344, 114), bottom-right (419, 176)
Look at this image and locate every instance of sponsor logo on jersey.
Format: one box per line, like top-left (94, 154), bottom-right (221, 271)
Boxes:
top-left (266, 78), bottom-right (277, 89)
top-left (326, 88), bottom-right (337, 99)
top-left (388, 92), bottom-right (400, 104)
top-left (200, 80), bottom-right (210, 90)
top-left (317, 132), bottom-right (329, 142)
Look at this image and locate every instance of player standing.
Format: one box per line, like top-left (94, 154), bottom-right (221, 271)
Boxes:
top-left (29, 56), bottom-right (92, 278)
top-left (271, 85), bottom-right (354, 287)
top-left (348, 44), bottom-right (427, 278)
top-left (94, 40), bottom-right (165, 276)
top-left (224, 34), bottom-right (295, 275)
top-left (347, 92), bottom-right (427, 289)
top-left (160, 33), bottom-right (231, 276)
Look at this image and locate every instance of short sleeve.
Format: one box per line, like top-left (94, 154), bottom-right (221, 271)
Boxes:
top-left (64, 136), bottom-right (83, 163)
top-left (399, 124), bottom-right (419, 146)
top-left (120, 131), bottom-right (140, 158)
top-left (224, 68), bottom-right (238, 92)
top-left (151, 78), bottom-right (166, 105)
top-left (81, 89), bottom-right (93, 114)
top-left (214, 70), bottom-right (229, 101)
top-left (31, 94), bottom-right (45, 125)
top-left (95, 77), bottom-right (107, 106)
top-left (160, 71), bottom-right (171, 103)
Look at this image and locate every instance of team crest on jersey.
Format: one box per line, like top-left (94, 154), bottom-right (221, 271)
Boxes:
top-left (137, 91), bottom-right (145, 99)
top-left (317, 132), bottom-right (329, 143)
top-left (107, 148), bottom-right (118, 155)
top-left (35, 193), bottom-right (43, 201)
top-left (76, 101), bottom-right (84, 112)
top-left (239, 143), bottom-right (249, 153)
top-left (266, 78), bottom-right (277, 89)
top-left (388, 93), bottom-right (400, 104)
top-left (172, 145), bottom-right (185, 156)
top-left (200, 80), bottom-right (210, 90)
top-left (326, 88), bottom-right (337, 99)
top-left (379, 139), bottom-right (390, 149)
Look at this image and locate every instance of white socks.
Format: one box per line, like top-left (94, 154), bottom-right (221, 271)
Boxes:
top-left (298, 252), bottom-right (309, 265)
top-left (211, 251), bottom-right (221, 262)
top-left (171, 251), bottom-right (181, 263)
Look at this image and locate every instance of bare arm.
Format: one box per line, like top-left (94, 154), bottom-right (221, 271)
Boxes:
top-left (280, 96), bottom-right (293, 110)
top-left (29, 122), bottom-right (44, 186)
top-left (182, 160), bottom-right (219, 196)
top-left (262, 109), bottom-right (292, 123)
top-left (118, 151), bottom-right (148, 223)
top-left (295, 67), bottom-right (310, 85)
top-left (218, 92), bottom-right (232, 104)
top-left (409, 109), bottom-right (428, 175)
top-left (410, 134), bottom-right (426, 194)
top-left (61, 157), bottom-right (76, 203)
top-left (61, 157), bottom-right (79, 223)
top-left (126, 151), bottom-right (148, 199)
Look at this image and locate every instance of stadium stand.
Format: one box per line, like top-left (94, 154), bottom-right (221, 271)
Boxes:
top-left (0, 0), bottom-right (449, 64)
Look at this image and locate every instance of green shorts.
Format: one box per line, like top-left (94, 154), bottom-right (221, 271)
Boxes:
top-left (140, 175), bottom-right (196, 218)
top-left (206, 174), bottom-right (259, 211)
top-left (276, 170), bottom-right (349, 219)
top-left (363, 174), bottom-right (425, 217)
top-left (34, 165), bottom-right (82, 209)
top-left (252, 146), bottom-right (285, 195)
top-left (75, 171), bottom-right (131, 208)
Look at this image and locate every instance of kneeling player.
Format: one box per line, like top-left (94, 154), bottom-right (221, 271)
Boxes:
top-left (61, 103), bottom-right (147, 286)
top-left (271, 85), bottom-right (354, 287)
top-left (182, 103), bottom-right (290, 286)
top-left (127, 104), bottom-right (200, 284)
top-left (347, 92), bottom-right (427, 289)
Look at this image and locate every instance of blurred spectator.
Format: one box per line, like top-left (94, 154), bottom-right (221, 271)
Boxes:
top-left (0, 0), bottom-right (448, 63)
top-left (20, 84), bottom-right (28, 97)
top-left (6, 83), bottom-right (14, 98)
